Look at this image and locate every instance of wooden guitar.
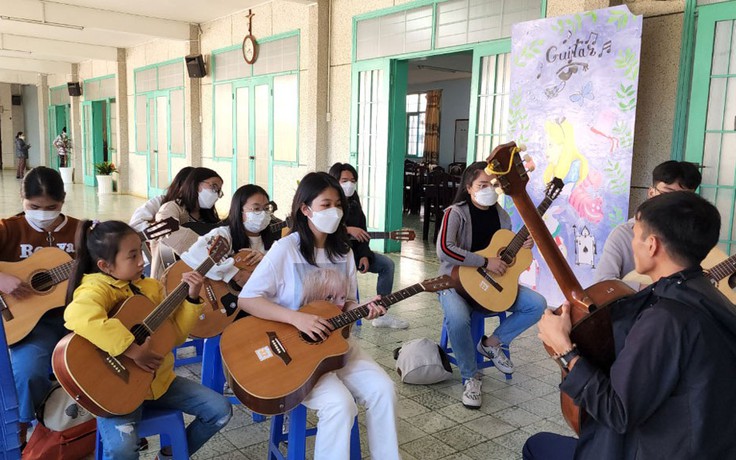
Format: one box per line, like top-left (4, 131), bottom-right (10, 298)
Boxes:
top-left (273, 217), bottom-right (416, 242)
top-left (486, 142), bottom-right (635, 435)
top-left (452, 178), bottom-right (564, 312)
top-left (161, 248), bottom-right (260, 338)
top-left (0, 217), bottom-right (179, 346)
top-left (220, 275), bottom-right (455, 415)
top-left (51, 237), bottom-right (228, 417)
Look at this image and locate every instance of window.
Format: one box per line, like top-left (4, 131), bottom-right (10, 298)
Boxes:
top-left (406, 92), bottom-right (428, 157)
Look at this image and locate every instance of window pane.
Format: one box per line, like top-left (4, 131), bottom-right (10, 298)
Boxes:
top-left (214, 84), bottom-right (233, 158)
top-left (170, 90), bottom-right (185, 155)
top-left (273, 74), bottom-right (298, 163)
top-left (406, 94), bottom-right (418, 112)
top-left (419, 93), bottom-right (427, 112)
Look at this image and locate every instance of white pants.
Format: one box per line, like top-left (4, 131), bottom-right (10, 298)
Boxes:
top-left (301, 344), bottom-right (400, 460)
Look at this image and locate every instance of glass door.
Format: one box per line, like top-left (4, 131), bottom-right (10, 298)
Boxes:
top-left (234, 85), bottom-right (251, 187)
top-left (685, 2), bottom-right (736, 253)
top-left (253, 81), bottom-right (271, 191)
top-left (146, 94), bottom-right (170, 196)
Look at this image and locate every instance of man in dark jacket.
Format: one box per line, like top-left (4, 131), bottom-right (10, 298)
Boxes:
top-left (524, 191), bottom-right (736, 459)
top-left (15, 131), bottom-right (30, 179)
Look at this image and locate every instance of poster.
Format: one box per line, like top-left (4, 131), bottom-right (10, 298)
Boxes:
top-left (507, 6), bottom-right (643, 306)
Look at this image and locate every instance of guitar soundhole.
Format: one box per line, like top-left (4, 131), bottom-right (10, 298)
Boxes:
top-left (298, 332), bottom-right (325, 345)
top-left (30, 271), bottom-right (54, 293)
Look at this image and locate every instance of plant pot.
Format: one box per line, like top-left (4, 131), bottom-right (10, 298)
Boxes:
top-left (96, 175), bottom-right (114, 196)
top-left (59, 167), bottom-right (74, 184)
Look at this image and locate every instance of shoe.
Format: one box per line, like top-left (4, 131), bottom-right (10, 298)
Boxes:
top-left (156, 449), bottom-right (173, 460)
top-left (372, 313), bottom-right (409, 329)
top-left (477, 336), bottom-right (514, 374)
top-left (135, 438), bottom-right (148, 452)
top-left (462, 377), bottom-right (482, 409)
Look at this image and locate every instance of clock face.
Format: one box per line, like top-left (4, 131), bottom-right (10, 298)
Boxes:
top-left (242, 35), bottom-right (258, 64)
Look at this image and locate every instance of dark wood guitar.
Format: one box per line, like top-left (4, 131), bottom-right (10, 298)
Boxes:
top-left (0, 217), bottom-right (179, 346)
top-left (220, 275), bottom-right (455, 415)
top-left (161, 248), bottom-right (260, 338)
top-left (486, 142), bottom-right (635, 434)
top-left (52, 237), bottom-right (229, 417)
top-left (451, 178), bottom-right (564, 312)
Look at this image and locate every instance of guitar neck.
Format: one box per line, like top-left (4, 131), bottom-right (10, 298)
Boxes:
top-left (327, 282), bottom-right (426, 329)
top-left (500, 195), bottom-right (555, 263)
top-left (269, 220), bottom-right (289, 233)
top-left (51, 260), bottom-right (75, 284)
top-left (508, 191), bottom-right (590, 309)
top-left (142, 256), bottom-right (217, 331)
top-left (708, 254), bottom-right (736, 282)
top-left (367, 231), bottom-right (390, 239)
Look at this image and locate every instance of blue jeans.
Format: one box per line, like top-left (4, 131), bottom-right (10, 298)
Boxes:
top-left (9, 312), bottom-right (68, 422)
top-left (438, 286), bottom-right (546, 380)
top-left (96, 376), bottom-right (232, 460)
top-left (522, 432), bottom-right (577, 459)
top-left (366, 253), bottom-right (395, 296)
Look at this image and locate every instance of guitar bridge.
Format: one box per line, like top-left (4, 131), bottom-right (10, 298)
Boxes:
top-left (99, 350), bottom-right (130, 383)
top-left (267, 331), bottom-right (292, 365)
top-left (476, 267), bottom-right (503, 292)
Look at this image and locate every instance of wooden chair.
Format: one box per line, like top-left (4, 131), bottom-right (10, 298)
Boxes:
top-left (423, 170), bottom-right (459, 241)
top-left (448, 162), bottom-right (466, 176)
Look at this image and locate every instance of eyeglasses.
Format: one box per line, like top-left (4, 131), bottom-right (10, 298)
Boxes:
top-left (201, 181), bottom-right (224, 198)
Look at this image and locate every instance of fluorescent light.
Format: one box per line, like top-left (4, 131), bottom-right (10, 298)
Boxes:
top-left (0, 16), bottom-right (84, 31)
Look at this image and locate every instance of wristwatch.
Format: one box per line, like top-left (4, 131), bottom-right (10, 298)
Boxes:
top-left (556, 347), bottom-right (580, 371)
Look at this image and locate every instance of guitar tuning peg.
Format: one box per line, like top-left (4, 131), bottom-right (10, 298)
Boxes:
top-left (517, 143), bottom-right (527, 152)
top-left (522, 154), bottom-right (536, 173)
top-left (490, 178), bottom-right (500, 187)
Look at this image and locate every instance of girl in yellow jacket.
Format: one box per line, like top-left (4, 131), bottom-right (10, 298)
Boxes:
top-left (63, 220), bottom-right (232, 460)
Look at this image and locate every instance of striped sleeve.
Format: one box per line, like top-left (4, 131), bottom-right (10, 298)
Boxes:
top-left (436, 207), bottom-right (485, 267)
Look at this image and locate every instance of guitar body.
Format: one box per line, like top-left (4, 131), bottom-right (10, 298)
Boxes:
top-left (52, 295), bottom-right (179, 417)
top-left (452, 229), bottom-right (532, 312)
top-left (0, 248), bottom-right (72, 345)
top-left (221, 301), bottom-right (350, 415)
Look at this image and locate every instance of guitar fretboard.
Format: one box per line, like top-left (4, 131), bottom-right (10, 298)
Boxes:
top-left (327, 282), bottom-right (426, 330)
top-left (500, 195), bottom-right (555, 264)
top-left (708, 254), bottom-right (736, 282)
top-left (49, 261), bottom-right (75, 285)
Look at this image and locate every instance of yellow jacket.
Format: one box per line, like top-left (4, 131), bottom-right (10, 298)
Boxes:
top-left (64, 273), bottom-right (203, 400)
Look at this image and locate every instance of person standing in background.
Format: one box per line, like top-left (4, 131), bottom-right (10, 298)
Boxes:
top-left (15, 132), bottom-right (30, 179)
top-left (53, 127), bottom-right (71, 168)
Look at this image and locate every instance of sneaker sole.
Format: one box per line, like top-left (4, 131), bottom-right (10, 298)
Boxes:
top-left (462, 402), bottom-right (482, 410)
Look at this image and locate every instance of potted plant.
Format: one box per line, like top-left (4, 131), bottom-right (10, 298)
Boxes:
top-left (57, 137), bottom-right (73, 184)
top-left (94, 161), bottom-right (118, 196)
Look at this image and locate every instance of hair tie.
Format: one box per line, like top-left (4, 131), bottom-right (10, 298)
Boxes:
top-left (89, 219), bottom-right (100, 231)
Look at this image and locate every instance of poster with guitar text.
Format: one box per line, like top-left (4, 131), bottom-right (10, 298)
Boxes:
top-left (507, 6), bottom-right (642, 306)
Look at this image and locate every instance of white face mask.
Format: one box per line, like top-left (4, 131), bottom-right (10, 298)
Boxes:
top-left (474, 187), bottom-right (499, 207)
top-left (340, 182), bottom-right (356, 198)
top-left (308, 207), bottom-right (343, 234)
top-left (198, 188), bottom-right (219, 209)
top-left (25, 209), bottom-right (61, 229)
top-left (243, 211), bottom-right (271, 233)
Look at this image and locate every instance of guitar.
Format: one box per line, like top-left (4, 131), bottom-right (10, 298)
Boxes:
top-left (271, 217), bottom-right (416, 242)
top-left (52, 237), bottom-right (229, 417)
top-left (452, 178), bottom-right (564, 312)
top-left (486, 142), bottom-right (635, 435)
top-left (624, 247), bottom-right (736, 303)
top-left (161, 248), bottom-right (260, 338)
top-left (220, 275), bottom-right (455, 415)
top-left (0, 217), bottom-right (179, 346)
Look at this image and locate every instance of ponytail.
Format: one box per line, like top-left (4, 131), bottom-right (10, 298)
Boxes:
top-left (65, 220), bottom-right (138, 304)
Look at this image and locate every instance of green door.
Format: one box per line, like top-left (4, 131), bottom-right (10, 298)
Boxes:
top-left (684, 1), bottom-right (736, 253)
top-left (81, 101), bottom-right (105, 186)
top-left (47, 105), bottom-right (68, 168)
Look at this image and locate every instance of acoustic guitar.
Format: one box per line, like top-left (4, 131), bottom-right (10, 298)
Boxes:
top-left (274, 218), bottom-right (416, 242)
top-left (161, 248), bottom-right (260, 338)
top-left (486, 142), bottom-right (635, 434)
top-left (624, 246), bottom-right (736, 303)
top-left (451, 178), bottom-right (564, 312)
top-left (220, 275), bottom-right (455, 415)
top-left (52, 237), bottom-right (228, 417)
top-left (0, 217), bottom-right (179, 346)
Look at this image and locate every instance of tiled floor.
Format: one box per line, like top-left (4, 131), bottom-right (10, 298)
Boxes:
top-left (2, 170), bottom-right (575, 459)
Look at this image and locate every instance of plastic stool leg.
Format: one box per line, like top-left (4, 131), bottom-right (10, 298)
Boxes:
top-left (349, 417), bottom-right (361, 460)
top-left (286, 405), bottom-right (308, 460)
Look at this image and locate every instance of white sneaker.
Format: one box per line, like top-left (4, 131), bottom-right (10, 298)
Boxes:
top-left (477, 336), bottom-right (514, 374)
top-left (462, 377), bottom-right (482, 409)
top-left (372, 313), bottom-right (409, 329)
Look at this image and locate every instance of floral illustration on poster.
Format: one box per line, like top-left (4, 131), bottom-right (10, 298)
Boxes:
top-left (507, 6), bottom-right (642, 306)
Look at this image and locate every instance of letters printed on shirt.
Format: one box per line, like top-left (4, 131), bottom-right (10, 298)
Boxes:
top-left (19, 243), bottom-right (75, 259)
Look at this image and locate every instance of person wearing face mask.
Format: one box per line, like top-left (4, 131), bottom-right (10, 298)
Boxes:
top-left (180, 184), bottom-right (281, 287)
top-left (150, 167), bottom-right (224, 279)
top-left (328, 162), bottom-right (409, 329)
top-left (15, 131), bottom-right (31, 179)
top-left (239, 172), bottom-right (400, 460)
top-left (436, 161), bottom-right (546, 410)
top-left (0, 166), bottom-right (82, 448)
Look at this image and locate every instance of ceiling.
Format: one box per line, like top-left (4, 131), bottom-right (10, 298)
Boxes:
top-left (0, 0), bottom-right (313, 84)
top-left (407, 52), bottom-right (473, 86)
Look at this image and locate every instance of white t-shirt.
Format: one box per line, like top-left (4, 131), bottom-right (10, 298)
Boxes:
top-left (129, 195), bottom-right (164, 232)
top-left (240, 233), bottom-right (358, 310)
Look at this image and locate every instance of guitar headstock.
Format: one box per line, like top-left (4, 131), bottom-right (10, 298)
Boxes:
top-left (389, 229), bottom-right (416, 241)
top-left (420, 275), bottom-right (455, 293)
top-left (208, 236), bottom-right (230, 264)
top-left (141, 217), bottom-right (179, 241)
top-left (485, 141), bottom-right (528, 198)
top-left (545, 177), bottom-right (565, 200)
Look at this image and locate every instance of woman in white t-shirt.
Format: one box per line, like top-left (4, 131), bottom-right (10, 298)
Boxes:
top-left (180, 184), bottom-right (279, 286)
top-left (239, 172), bottom-right (400, 460)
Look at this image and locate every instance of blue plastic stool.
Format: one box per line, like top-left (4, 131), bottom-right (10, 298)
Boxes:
top-left (201, 335), bottom-right (266, 422)
top-left (440, 309), bottom-right (512, 381)
top-left (95, 408), bottom-right (188, 460)
top-left (173, 337), bottom-right (204, 367)
top-left (268, 404), bottom-right (361, 460)
top-left (0, 323), bottom-right (21, 460)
